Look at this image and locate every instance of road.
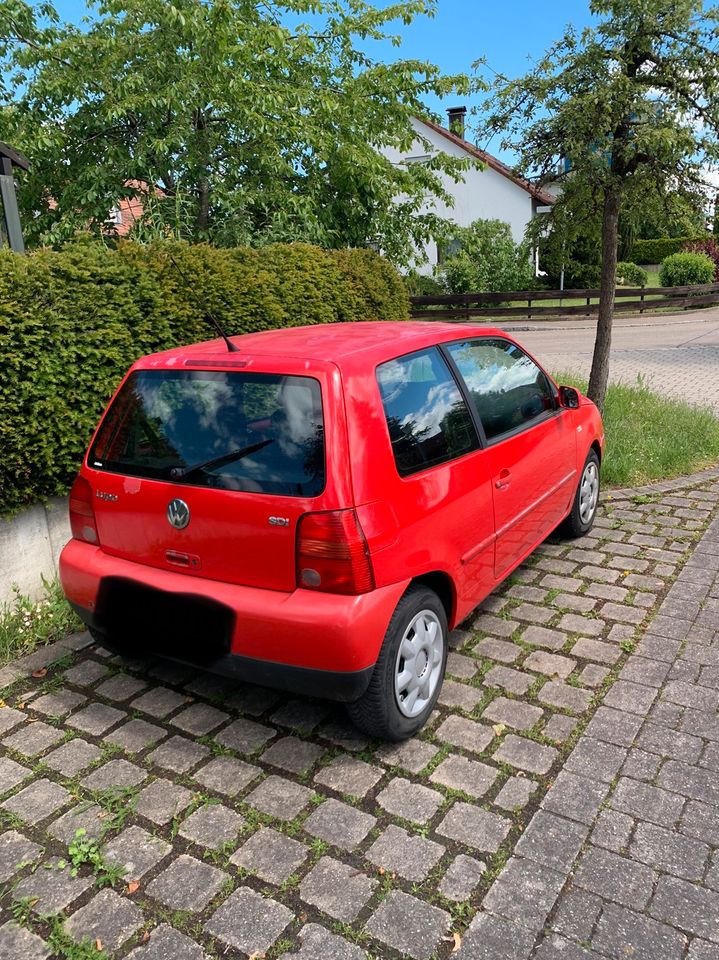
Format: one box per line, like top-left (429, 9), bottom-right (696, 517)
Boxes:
top-left (500, 308), bottom-right (719, 413)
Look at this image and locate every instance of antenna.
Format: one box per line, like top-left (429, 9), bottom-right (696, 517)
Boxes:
top-left (167, 251), bottom-right (240, 353)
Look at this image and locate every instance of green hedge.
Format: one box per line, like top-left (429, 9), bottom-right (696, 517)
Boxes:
top-left (632, 236), bottom-right (707, 264)
top-left (0, 239), bottom-right (409, 516)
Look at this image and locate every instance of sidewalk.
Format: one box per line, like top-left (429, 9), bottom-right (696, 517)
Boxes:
top-left (0, 468), bottom-right (718, 959)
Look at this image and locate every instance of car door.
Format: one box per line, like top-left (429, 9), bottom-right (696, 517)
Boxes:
top-left (445, 337), bottom-right (577, 579)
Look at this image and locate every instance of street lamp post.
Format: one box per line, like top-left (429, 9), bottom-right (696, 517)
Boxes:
top-left (0, 142), bottom-right (29, 253)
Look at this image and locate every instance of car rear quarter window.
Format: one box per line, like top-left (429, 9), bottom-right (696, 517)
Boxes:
top-left (376, 347), bottom-right (479, 477)
top-left (91, 369), bottom-right (325, 496)
top-left (446, 338), bottom-right (555, 441)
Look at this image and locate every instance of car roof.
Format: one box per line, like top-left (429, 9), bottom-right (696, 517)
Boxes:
top-left (136, 321), bottom-right (509, 370)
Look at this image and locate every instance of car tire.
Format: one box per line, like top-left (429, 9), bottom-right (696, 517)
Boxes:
top-left (346, 584), bottom-right (448, 742)
top-left (560, 448), bottom-right (600, 539)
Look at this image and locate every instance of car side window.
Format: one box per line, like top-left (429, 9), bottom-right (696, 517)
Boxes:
top-left (446, 338), bottom-right (555, 442)
top-left (376, 347), bottom-right (479, 477)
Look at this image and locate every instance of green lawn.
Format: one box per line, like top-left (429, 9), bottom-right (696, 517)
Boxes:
top-left (556, 373), bottom-right (719, 487)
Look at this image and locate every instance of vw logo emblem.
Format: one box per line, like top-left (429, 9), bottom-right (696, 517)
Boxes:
top-left (167, 498), bottom-right (190, 530)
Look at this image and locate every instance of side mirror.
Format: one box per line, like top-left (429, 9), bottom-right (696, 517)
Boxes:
top-left (559, 386), bottom-right (580, 409)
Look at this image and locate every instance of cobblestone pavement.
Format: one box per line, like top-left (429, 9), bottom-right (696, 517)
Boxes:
top-left (1, 468), bottom-right (719, 959)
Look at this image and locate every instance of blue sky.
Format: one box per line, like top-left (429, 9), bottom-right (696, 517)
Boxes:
top-left (50, 0), bottom-right (594, 160)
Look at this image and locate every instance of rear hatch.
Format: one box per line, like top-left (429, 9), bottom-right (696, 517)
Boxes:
top-left (85, 361), bottom-right (348, 592)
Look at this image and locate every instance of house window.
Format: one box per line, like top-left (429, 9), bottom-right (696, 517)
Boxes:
top-left (107, 206), bottom-right (123, 226)
top-left (436, 238), bottom-right (462, 266)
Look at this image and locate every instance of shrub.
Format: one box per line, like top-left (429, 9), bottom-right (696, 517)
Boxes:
top-left (403, 271), bottom-right (445, 297)
top-left (615, 262), bottom-right (648, 287)
top-left (632, 236), bottom-right (706, 264)
top-left (659, 252), bottom-right (715, 287)
top-left (561, 261), bottom-right (602, 289)
top-left (440, 219), bottom-right (535, 294)
top-left (682, 239), bottom-right (719, 280)
top-left (0, 239), bottom-right (408, 516)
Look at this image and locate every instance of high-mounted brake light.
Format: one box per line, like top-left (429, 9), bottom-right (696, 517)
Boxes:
top-left (69, 475), bottom-right (100, 545)
top-left (297, 509), bottom-right (374, 595)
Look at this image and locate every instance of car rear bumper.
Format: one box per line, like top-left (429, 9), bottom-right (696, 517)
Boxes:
top-left (60, 539), bottom-right (409, 701)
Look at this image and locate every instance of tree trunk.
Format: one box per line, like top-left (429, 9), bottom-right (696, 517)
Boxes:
top-left (196, 176), bottom-right (210, 234)
top-left (587, 184), bottom-right (622, 412)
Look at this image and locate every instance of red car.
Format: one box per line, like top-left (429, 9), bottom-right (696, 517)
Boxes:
top-left (60, 322), bottom-right (604, 740)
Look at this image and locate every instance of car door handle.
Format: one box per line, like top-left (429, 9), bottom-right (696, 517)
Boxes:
top-left (495, 470), bottom-right (512, 490)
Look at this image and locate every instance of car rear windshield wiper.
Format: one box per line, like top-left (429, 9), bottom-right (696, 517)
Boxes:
top-left (169, 438), bottom-right (275, 481)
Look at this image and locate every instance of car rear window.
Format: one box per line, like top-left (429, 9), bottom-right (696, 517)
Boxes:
top-left (376, 347), bottom-right (479, 476)
top-left (90, 369), bottom-right (325, 496)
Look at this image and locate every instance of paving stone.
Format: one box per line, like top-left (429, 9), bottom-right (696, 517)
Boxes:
top-left (564, 736), bottom-right (627, 783)
top-left (681, 800), bottom-right (719, 846)
top-left (103, 825), bottom-right (171, 880)
top-left (375, 738), bottom-right (438, 773)
top-left (507, 584), bottom-right (548, 603)
top-left (663, 680), bottom-right (719, 711)
top-left (179, 802), bottom-right (244, 849)
top-left (126, 924), bottom-right (207, 960)
top-left (523, 650), bottom-right (576, 680)
top-left (620, 656), bottom-right (672, 687)
top-left (231, 826), bottom-right (308, 884)
top-left (493, 734), bottom-right (558, 775)
top-left (67, 701), bottom-right (125, 735)
top-left (271, 698), bottom-right (329, 733)
top-left (584, 706), bottom-right (643, 747)
top-left (591, 809), bottom-right (634, 853)
top-left (622, 747), bottom-right (662, 782)
top-left (367, 824), bottom-right (445, 881)
top-left (579, 663), bottom-right (611, 688)
top-left (484, 665), bottom-right (535, 695)
top-left (171, 702), bottom-right (229, 736)
top-left (554, 592), bottom-right (598, 613)
top-left (435, 714), bottom-right (495, 753)
top-left (106, 718), bottom-right (167, 753)
top-left (534, 933), bottom-right (595, 959)
top-left (43, 738), bottom-right (102, 776)
top-left (130, 686), bottom-right (188, 718)
top-left (63, 660), bottom-right (109, 686)
top-left (592, 902), bottom-right (686, 960)
top-left (639, 722), bottom-right (703, 763)
top-left (515, 810), bottom-right (588, 873)
top-left (314, 755), bottom-right (382, 798)
top-left (134, 778), bottom-right (193, 825)
top-left (147, 854), bottom-right (228, 911)
top-left (629, 820), bottom-right (709, 881)
top-left (447, 651), bottom-right (479, 678)
top-left (95, 673), bottom-right (148, 701)
top-left (551, 887), bottom-right (602, 942)
top-left (541, 770), bottom-right (609, 825)
top-left (1, 778), bottom-right (69, 825)
top-left (474, 637), bottom-right (522, 663)
top-left (430, 753), bottom-right (499, 798)
top-left (513, 601), bottom-right (555, 624)
top-left (437, 802), bottom-right (510, 853)
top-left (650, 875), bottom-right (719, 943)
top-left (687, 941), bottom-right (719, 960)
top-left (571, 637), bottom-right (621, 665)
top-left (262, 735), bottom-right (325, 774)
top-left (474, 613), bottom-right (519, 637)
top-left (521, 625), bottom-right (568, 651)
top-left (608, 622), bottom-right (639, 644)
top-left (439, 854), bottom-right (486, 901)
top-left (304, 797), bottom-right (375, 850)
top-left (81, 758), bottom-right (148, 791)
top-left (456, 911), bottom-right (536, 960)
top-left (0, 829), bottom-right (43, 881)
top-left (315, 718), bottom-right (369, 752)
top-left (65, 888), bottom-right (143, 951)
top-left (147, 735), bottom-right (210, 773)
top-left (289, 923), bottom-right (367, 960)
top-left (482, 855), bottom-right (566, 933)
top-left (601, 679), bottom-right (658, 716)
top-left (494, 776), bottom-right (536, 811)
top-left (543, 714), bottom-right (578, 742)
top-left (437, 679), bottom-right (484, 711)
top-left (3, 720), bottom-right (64, 757)
top-left (0, 755), bottom-right (31, 795)
top-left (483, 696), bottom-right (543, 731)
top-left (540, 573), bottom-right (583, 593)
top-left (364, 890), bottom-right (450, 960)
top-left (539, 680), bottom-right (593, 713)
top-left (192, 755), bottom-right (262, 796)
top-left (214, 716), bottom-right (275, 754)
top-left (659, 759), bottom-right (719, 806)
top-left (375, 776), bottom-right (443, 823)
top-left (299, 855), bottom-right (377, 921)
top-left (0, 922), bottom-right (50, 960)
top-left (246, 775), bottom-right (313, 820)
top-left (48, 802), bottom-right (106, 843)
top-left (611, 776), bottom-right (685, 828)
top-left (30, 689), bottom-right (86, 717)
top-left (575, 845), bottom-right (657, 909)
top-left (16, 858), bottom-right (92, 913)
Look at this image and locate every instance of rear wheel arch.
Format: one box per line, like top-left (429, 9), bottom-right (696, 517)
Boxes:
top-left (410, 571), bottom-right (456, 628)
top-left (590, 438), bottom-right (602, 464)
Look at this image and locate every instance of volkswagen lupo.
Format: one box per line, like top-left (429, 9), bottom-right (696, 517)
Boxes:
top-left (60, 322), bottom-right (604, 740)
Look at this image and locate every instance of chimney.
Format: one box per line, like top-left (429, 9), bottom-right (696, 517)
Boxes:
top-left (447, 106), bottom-right (467, 139)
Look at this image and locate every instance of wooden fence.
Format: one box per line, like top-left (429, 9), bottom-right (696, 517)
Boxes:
top-left (409, 281), bottom-right (719, 321)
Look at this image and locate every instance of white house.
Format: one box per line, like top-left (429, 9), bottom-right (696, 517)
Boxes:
top-left (382, 107), bottom-right (554, 274)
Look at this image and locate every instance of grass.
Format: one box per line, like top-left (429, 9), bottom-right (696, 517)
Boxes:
top-left (0, 576), bottom-right (82, 667)
top-left (556, 373), bottom-right (719, 487)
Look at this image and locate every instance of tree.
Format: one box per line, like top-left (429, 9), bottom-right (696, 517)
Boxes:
top-left (480, 0), bottom-right (719, 410)
top-left (0, 0), bottom-right (470, 262)
top-left (439, 218), bottom-right (535, 294)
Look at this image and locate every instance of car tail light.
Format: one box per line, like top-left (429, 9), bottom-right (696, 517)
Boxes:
top-left (297, 509), bottom-right (375, 595)
top-left (69, 475), bottom-right (100, 545)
